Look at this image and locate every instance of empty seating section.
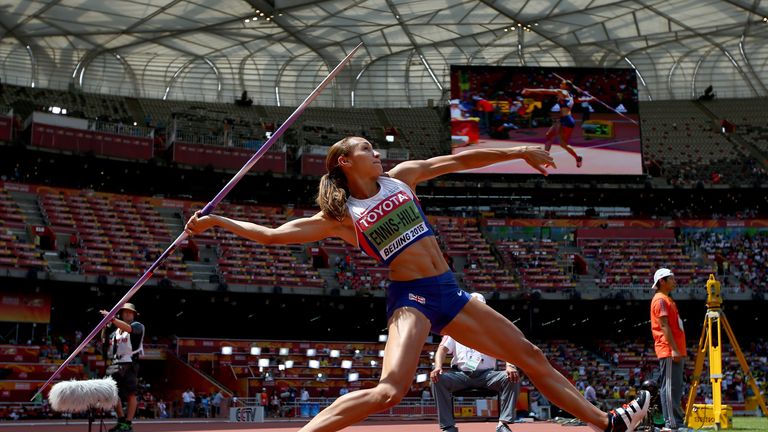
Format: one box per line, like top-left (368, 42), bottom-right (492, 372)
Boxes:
top-left (2, 84), bottom-right (130, 120)
top-left (431, 217), bottom-right (510, 291)
top-left (0, 189), bottom-right (46, 271)
top-left (181, 203), bottom-right (322, 289)
top-left (383, 108), bottom-right (447, 159)
top-left (39, 189), bottom-right (191, 281)
top-left (318, 237), bottom-right (388, 291)
top-left (0, 189), bottom-right (26, 227)
top-left (641, 101), bottom-right (749, 166)
top-left (582, 239), bottom-right (709, 288)
top-left (705, 98), bottom-right (768, 154)
top-left (496, 239), bottom-right (575, 292)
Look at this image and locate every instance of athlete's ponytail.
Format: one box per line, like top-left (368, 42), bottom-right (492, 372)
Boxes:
top-left (316, 137), bottom-right (356, 221)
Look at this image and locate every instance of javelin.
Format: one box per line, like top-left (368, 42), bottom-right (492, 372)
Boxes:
top-left (552, 72), bottom-right (638, 126)
top-left (32, 42), bottom-right (364, 401)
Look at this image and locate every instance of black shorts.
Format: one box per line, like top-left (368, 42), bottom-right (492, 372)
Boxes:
top-left (110, 363), bottom-right (139, 399)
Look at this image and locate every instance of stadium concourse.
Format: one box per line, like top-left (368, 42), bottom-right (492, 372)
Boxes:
top-left (1, 1), bottom-right (768, 432)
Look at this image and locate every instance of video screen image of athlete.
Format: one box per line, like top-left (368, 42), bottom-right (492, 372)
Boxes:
top-left (449, 65), bottom-right (642, 175)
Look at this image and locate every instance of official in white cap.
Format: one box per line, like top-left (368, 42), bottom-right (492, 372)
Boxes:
top-left (649, 269), bottom-right (687, 432)
top-left (430, 293), bottom-right (520, 432)
top-left (450, 99), bottom-right (466, 120)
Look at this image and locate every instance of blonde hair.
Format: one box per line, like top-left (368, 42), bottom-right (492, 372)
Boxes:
top-left (316, 137), bottom-right (357, 221)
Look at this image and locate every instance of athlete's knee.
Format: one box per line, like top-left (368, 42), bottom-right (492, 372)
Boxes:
top-left (371, 383), bottom-right (406, 409)
top-left (515, 341), bottom-right (547, 372)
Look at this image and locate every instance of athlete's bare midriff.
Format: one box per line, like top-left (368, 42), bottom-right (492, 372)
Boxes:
top-left (387, 236), bottom-right (450, 281)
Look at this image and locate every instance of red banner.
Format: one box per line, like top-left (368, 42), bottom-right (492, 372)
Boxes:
top-left (30, 124), bottom-right (153, 160)
top-left (0, 116), bottom-right (12, 141)
top-left (0, 293), bottom-right (51, 323)
top-left (300, 154), bottom-right (326, 176)
top-left (173, 142), bottom-right (286, 173)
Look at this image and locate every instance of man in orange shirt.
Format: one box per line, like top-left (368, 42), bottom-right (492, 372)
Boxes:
top-left (650, 268), bottom-right (687, 432)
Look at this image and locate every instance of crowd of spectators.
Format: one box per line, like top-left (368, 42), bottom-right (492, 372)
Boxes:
top-left (687, 231), bottom-right (768, 296)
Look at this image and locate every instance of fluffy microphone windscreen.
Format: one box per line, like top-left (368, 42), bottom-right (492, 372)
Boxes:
top-left (48, 377), bottom-right (119, 412)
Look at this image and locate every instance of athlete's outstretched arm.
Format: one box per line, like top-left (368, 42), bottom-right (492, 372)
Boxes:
top-left (389, 146), bottom-right (554, 188)
top-left (185, 211), bottom-right (354, 245)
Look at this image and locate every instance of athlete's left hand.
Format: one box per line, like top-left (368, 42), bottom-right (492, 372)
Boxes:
top-left (517, 146), bottom-right (556, 175)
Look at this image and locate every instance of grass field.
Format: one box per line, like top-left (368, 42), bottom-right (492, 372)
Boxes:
top-left (731, 416), bottom-right (767, 431)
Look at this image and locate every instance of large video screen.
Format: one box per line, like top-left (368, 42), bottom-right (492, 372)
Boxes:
top-left (449, 65), bottom-right (641, 175)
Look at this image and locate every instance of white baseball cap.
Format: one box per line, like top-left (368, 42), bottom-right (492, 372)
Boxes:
top-left (652, 268), bottom-right (674, 289)
top-left (470, 292), bottom-right (486, 304)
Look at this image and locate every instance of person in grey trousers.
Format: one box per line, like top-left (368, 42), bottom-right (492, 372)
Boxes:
top-left (430, 293), bottom-right (520, 432)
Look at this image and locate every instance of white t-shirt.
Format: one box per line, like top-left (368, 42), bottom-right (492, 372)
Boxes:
top-left (183, 391), bottom-right (194, 403)
top-left (440, 335), bottom-right (496, 372)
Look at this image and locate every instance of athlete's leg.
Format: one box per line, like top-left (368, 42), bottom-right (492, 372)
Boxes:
top-left (298, 307), bottom-right (431, 432)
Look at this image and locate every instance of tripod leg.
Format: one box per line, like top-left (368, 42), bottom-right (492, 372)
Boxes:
top-left (708, 311), bottom-right (723, 430)
top-left (685, 314), bottom-right (709, 425)
top-left (721, 313), bottom-right (768, 418)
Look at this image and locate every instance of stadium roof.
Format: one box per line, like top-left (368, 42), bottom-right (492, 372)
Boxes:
top-left (0, 0), bottom-right (767, 107)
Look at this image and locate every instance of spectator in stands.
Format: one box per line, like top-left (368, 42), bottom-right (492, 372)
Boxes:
top-left (430, 293), bottom-right (520, 432)
top-left (212, 390), bottom-right (223, 417)
top-left (585, 381), bottom-right (599, 407)
top-left (184, 136), bottom-right (649, 432)
top-left (101, 303), bottom-right (145, 432)
top-left (270, 394), bottom-right (281, 417)
top-left (649, 268), bottom-right (687, 432)
top-left (157, 399), bottom-right (168, 418)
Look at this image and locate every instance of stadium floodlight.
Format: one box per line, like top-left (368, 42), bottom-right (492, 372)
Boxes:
top-left (258, 359), bottom-right (269, 367)
top-left (385, 135), bottom-right (394, 143)
top-left (221, 346), bottom-right (233, 355)
top-left (250, 347), bottom-right (261, 356)
top-left (50, 107), bottom-right (61, 114)
top-left (306, 349), bottom-right (317, 356)
top-left (378, 350), bottom-right (385, 357)
top-left (284, 360), bottom-right (294, 369)
top-left (341, 360), bottom-right (353, 369)
top-left (348, 372), bottom-right (359, 382)
top-left (308, 360), bottom-right (320, 369)
top-left (330, 349), bottom-right (340, 358)
top-left (416, 373), bottom-right (428, 383)
top-left (279, 347), bottom-right (289, 355)
top-left (378, 334), bottom-right (387, 342)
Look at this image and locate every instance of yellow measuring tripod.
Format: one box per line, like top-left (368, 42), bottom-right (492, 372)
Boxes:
top-left (685, 274), bottom-right (768, 430)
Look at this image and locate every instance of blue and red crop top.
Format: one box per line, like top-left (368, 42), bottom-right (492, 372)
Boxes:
top-left (345, 176), bottom-right (435, 265)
